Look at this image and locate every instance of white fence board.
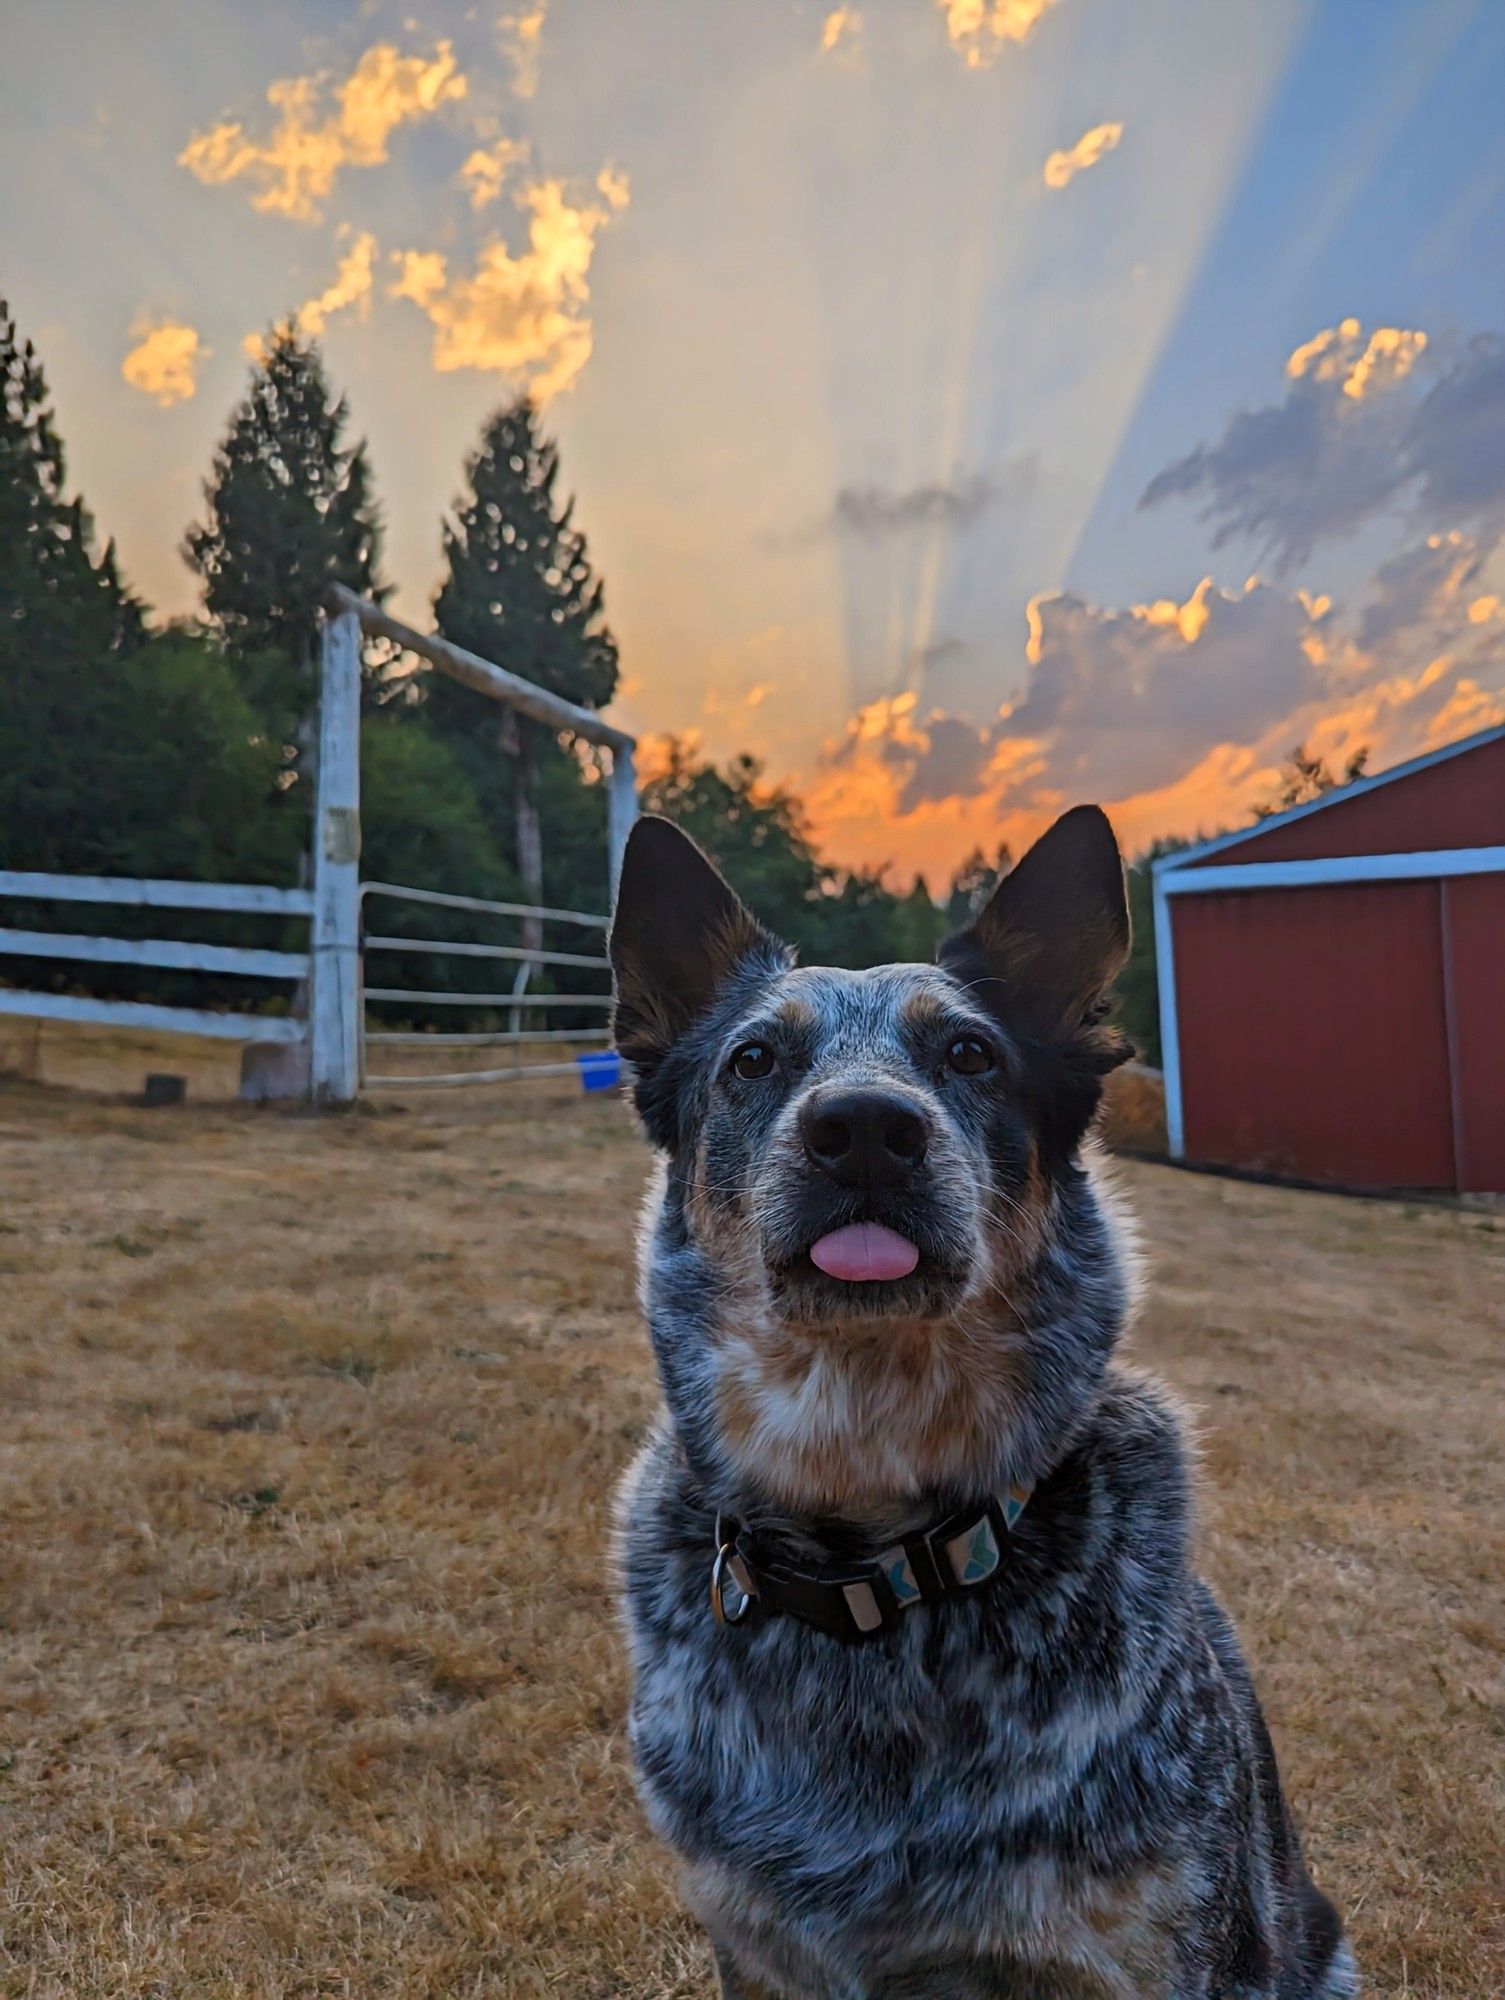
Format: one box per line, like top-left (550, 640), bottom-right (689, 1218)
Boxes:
top-left (0, 928), bottom-right (307, 980)
top-left (361, 880), bottom-right (608, 929)
top-left (363, 932), bottom-right (607, 970)
top-left (366, 1028), bottom-right (611, 1046)
top-left (363, 987), bottom-right (612, 1008)
top-left (365, 1060), bottom-right (589, 1089)
top-left (329, 586), bottom-right (635, 754)
top-left (0, 990), bottom-right (305, 1042)
top-left (0, 870), bottom-right (312, 916)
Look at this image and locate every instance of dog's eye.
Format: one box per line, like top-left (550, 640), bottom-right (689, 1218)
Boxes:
top-left (946, 1035), bottom-right (993, 1077)
top-left (730, 1042), bottom-right (776, 1081)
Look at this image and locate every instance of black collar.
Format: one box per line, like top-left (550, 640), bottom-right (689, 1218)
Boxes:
top-left (710, 1484), bottom-right (1033, 1644)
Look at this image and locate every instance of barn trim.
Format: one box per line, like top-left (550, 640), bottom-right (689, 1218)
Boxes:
top-left (1159, 845), bottom-right (1505, 897)
top-left (1152, 720), bottom-right (1505, 875)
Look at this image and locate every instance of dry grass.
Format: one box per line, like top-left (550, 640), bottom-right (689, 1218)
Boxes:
top-left (0, 1077), bottom-right (1499, 1998)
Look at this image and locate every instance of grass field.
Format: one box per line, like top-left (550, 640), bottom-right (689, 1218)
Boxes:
top-left (0, 1077), bottom-right (1500, 1998)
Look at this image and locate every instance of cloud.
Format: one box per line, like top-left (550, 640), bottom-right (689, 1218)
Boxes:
top-left (179, 41), bottom-right (467, 223)
top-left (1142, 319), bottom-right (1505, 572)
top-left (121, 318), bottom-right (207, 406)
top-left (1356, 531), bottom-right (1484, 654)
top-left (835, 473), bottom-right (999, 537)
top-left (241, 232), bottom-right (378, 361)
top-left (459, 136), bottom-right (529, 210)
top-left (391, 172), bottom-right (628, 400)
top-left (596, 163), bottom-right (632, 211)
top-left (498, 5), bottom-right (548, 100)
top-left (820, 8), bottom-right (862, 55)
top-left (1042, 122), bottom-right (1123, 190)
top-left (1404, 333), bottom-right (1505, 518)
top-left (295, 230), bottom-right (378, 336)
top-left (802, 559), bottom-right (1505, 878)
top-left (1285, 317), bottom-right (1427, 401)
top-left (936, 0), bottom-right (1063, 68)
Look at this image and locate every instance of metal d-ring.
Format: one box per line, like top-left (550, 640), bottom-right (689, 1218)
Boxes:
top-left (711, 1518), bottom-right (752, 1627)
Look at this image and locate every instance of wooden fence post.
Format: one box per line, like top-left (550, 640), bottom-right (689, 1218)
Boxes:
top-left (607, 742), bottom-right (637, 904)
top-left (310, 608), bottom-right (362, 1103)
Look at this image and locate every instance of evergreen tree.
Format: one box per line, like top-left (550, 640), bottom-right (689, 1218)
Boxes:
top-left (184, 323), bottom-right (384, 758)
top-left (1, 295), bottom-right (158, 899)
top-left (1255, 741), bottom-right (1369, 818)
top-left (943, 843), bottom-right (1012, 932)
top-left (0, 295), bottom-right (142, 656)
top-left (432, 398), bottom-right (619, 945)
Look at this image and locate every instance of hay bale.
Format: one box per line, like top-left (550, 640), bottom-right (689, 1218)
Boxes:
top-left (1100, 1061), bottom-right (1167, 1155)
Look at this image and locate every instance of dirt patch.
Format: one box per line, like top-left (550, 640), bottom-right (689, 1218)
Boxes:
top-left (0, 1079), bottom-right (1499, 1996)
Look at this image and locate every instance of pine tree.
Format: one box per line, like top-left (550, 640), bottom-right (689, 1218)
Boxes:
top-left (0, 297), bottom-right (155, 880)
top-left (0, 295), bottom-right (142, 653)
top-left (184, 323), bottom-right (384, 756)
top-left (432, 398), bottom-right (618, 944)
top-left (944, 843), bottom-right (1012, 931)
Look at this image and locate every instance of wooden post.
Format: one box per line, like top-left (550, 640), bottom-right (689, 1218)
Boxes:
top-left (310, 608), bottom-right (362, 1104)
top-left (607, 742), bottom-right (637, 903)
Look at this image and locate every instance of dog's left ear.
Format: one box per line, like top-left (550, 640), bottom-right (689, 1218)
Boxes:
top-left (939, 804), bottom-right (1131, 1069)
top-left (610, 818), bottom-right (788, 1135)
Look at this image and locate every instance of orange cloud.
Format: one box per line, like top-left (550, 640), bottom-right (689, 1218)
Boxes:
top-left (1042, 122), bottom-right (1123, 190)
top-left (1285, 317), bottom-right (1427, 402)
top-left (295, 230), bottom-right (377, 335)
top-left (820, 8), bottom-right (862, 55)
top-left (499, 5), bottom-right (548, 100)
top-left (391, 172), bottom-right (628, 400)
top-left (179, 41), bottom-right (467, 222)
top-left (797, 565), bottom-right (1505, 882)
top-left (242, 232), bottom-right (377, 361)
top-left (459, 137), bottom-right (529, 210)
top-left (936, 0), bottom-right (1063, 68)
top-left (121, 317), bottom-right (207, 406)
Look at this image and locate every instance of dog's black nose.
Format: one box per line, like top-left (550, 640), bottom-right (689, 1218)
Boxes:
top-left (800, 1089), bottom-right (929, 1189)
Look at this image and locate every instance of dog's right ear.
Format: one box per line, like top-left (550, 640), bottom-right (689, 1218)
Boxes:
top-left (610, 818), bottom-right (787, 1137)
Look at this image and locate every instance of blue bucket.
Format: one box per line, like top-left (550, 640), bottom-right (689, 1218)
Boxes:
top-left (576, 1050), bottom-right (623, 1094)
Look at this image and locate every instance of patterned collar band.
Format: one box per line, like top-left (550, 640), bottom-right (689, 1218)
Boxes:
top-left (710, 1485), bottom-right (1033, 1644)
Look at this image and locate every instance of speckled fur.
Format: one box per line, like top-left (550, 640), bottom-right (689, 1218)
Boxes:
top-left (609, 814), bottom-right (1355, 2000)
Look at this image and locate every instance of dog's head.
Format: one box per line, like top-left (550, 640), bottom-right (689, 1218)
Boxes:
top-left (610, 808), bottom-right (1134, 1508)
top-left (608, 804), bottom-right (1128, 1504)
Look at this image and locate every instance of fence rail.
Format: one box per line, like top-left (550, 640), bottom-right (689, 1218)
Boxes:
top-left (0, 990), bottom-right (304, 1043)
top-left (360, 880), bottom-right (608, 929)
top-left (363, 932), bottom-right (607, 971)
top-left (0, 870), bottom-right (313, 1058)
top-left (357, 871), bottom-right (615, 1090)
top-left (363, 1060), bottom-right (590, 1090)
top-left (0, 927), bottom-right (308, 981)
top-left (0, 869), bottom-right (312, 917)
top-left (365, 1027), bottom-right (609, 1046)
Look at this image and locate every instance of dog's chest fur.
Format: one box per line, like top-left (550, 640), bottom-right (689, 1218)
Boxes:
top-left (619, 1375), bottom-right (1244, 2000)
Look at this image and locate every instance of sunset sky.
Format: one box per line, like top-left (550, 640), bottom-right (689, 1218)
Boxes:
top-left (5, 0), bottom-right (1504, 881)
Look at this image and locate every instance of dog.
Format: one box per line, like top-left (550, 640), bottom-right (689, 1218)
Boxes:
top-left (609, 806), bottom-right (1356, 2000)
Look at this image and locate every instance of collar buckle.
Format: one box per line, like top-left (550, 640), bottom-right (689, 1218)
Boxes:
top-left (708, 1485), bottom-right (1032, 1643)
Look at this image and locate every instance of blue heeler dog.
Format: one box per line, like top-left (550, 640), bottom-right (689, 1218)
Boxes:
top-left (609, 806), bottom-right (1356, 2000)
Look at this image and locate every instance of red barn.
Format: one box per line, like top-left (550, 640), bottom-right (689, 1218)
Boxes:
top-left (1152, 722), bottom-right (1505, 1194)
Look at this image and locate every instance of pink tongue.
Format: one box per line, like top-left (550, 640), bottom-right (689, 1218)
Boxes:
top-left (809, 1222), bottom-right (920, 1283)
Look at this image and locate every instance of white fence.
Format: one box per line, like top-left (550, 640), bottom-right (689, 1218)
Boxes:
top-left (359, 879), bottom-right (613, 1090)
top-left (317, 587), bottom-right (635, 1100)
top-left (0, 587), bottom-right (635, 1103)
top-left (0, 872), bottom-right (311, 1045)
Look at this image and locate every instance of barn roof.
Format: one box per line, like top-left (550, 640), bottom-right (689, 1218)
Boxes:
top-left (1153, 719), bottom-right (1505, 875)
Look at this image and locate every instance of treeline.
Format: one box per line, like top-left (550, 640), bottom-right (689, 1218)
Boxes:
top-left (0, 296), bottom-right (1164, 1051)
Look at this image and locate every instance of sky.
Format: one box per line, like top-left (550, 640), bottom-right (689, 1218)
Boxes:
top-left (4, 0), bottom-right (1504, 883)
